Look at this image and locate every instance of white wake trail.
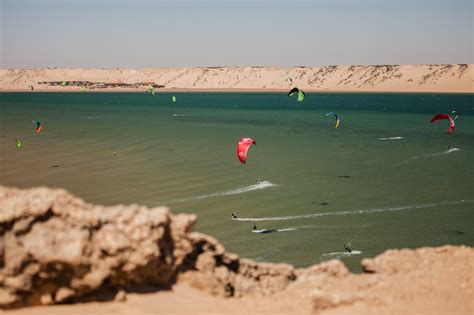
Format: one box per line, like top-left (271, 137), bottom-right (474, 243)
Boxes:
top-left (233, 199), bottom-right (473, 222)
top-left (321, 250), bottom-right (362, 259)
top-left (168, 181), bottom-right (276, 203)
top-left (409, 148), bottom-right (460, 160)
top-left (378, 136), bottom-right (403, 141)
top-left (172, 114), bottom-right (191, 117)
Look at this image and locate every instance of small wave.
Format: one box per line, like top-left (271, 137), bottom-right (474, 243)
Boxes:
top-left (169, 180), bottom-right (276, 203)
top-left (378, 136), bottom-right (403, 141)
top-left (87, 116), bottom-right (105, 120)
top-left (410, 148), bottom-right (460, 160)
top-left (233, 199), bottom-right (473, 222)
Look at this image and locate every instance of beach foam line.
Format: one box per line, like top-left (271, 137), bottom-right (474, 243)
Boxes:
top-left (409, 148), bottom-right (460, 160)
top-left (232, 199), bottom-right (473, 222)
top-left (378, 136), bottom-right (403, 140)
top-left (168, 180), bottom-right (276, 203)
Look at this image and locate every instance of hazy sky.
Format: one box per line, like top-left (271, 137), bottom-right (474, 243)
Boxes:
top-left (1, 0), bottom-right (472, 68)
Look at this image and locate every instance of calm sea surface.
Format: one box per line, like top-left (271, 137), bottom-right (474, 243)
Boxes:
top-left (1, 92), bottom-right (473, 271)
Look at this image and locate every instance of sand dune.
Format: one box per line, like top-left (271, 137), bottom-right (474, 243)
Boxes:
top-left (0, 64), bottom-right (472, 92)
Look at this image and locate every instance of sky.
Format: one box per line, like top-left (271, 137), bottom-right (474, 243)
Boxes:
top-left (1, 0), bottom-right (472, 68)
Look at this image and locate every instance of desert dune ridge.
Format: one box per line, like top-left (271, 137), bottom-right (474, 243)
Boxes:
top-left (0, 64), bottom-right (472, 93)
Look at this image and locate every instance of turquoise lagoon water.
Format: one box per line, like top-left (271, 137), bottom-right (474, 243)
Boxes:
top-left (1, 92), bottom-right (473, 271)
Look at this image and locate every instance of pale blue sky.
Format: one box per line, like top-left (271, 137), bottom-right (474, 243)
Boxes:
top-left (1, 0), bottom-right (472, 68)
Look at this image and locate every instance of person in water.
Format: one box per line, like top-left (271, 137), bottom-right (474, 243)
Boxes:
top-left (231, 212), bottom-right (238, 219)
top-left (344, 242), bottom-right (352, 254)
top-left (253, 223), bottom-right (257, 231)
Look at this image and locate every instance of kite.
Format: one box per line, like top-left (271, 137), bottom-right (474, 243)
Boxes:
top-left (325, 112), bottom-right (341, 128)
top-left (237, 137), bottom-right (256, 164)
top-left (288, 87), bottom-right (305, 102)
top-left (430, 113), bottom-right (455, 135)
top-left (32, 120), bottom-right (43, 133)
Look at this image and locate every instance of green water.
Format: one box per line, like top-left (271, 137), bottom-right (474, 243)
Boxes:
top-left (1, 92), bottom-right (473, 271)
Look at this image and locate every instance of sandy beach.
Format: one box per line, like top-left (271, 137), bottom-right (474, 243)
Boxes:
top-left (1, 64), bottom-right (472, 93)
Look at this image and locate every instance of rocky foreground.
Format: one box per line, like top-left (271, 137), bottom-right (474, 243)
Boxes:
top-left (0, 186), bottom-right (473, 314)
top-left (0, 64), bottom-right (472, 93)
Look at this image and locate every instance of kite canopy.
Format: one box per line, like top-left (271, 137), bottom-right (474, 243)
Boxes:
top-left (32, 120), bottom-right (42, 134)
top-left (237, 137), bottom-right (256, 164)
top-left (172, 96), bottom-right (177, 102)
top-left (288, 87), bottom-right (305, 102)
top-left (430, 113), bottom-right (455, 134)
top-left (325, 112), bottom-right (341, 128)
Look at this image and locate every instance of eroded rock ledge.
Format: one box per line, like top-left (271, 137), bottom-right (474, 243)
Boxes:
top-left (1, 186), bottom-right (473, 314)
top-left (0, 186), bottom-right (295, 309)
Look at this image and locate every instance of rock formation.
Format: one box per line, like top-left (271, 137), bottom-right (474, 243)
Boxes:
top-left (0, 186), bottom-right (296, 309)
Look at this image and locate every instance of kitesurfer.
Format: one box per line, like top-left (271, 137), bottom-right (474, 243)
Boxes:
top-left (232, 212), bottom-right (238, 219)
top-left (253, 223), bottom-right (257, 231)
top-left (344, 242), bottom-right (352, 254)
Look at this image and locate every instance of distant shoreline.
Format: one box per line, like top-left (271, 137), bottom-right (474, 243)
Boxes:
top-left (1, 64), bottom-right (472, 93)
top-left (1, 88), bottom-right (473, 94)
